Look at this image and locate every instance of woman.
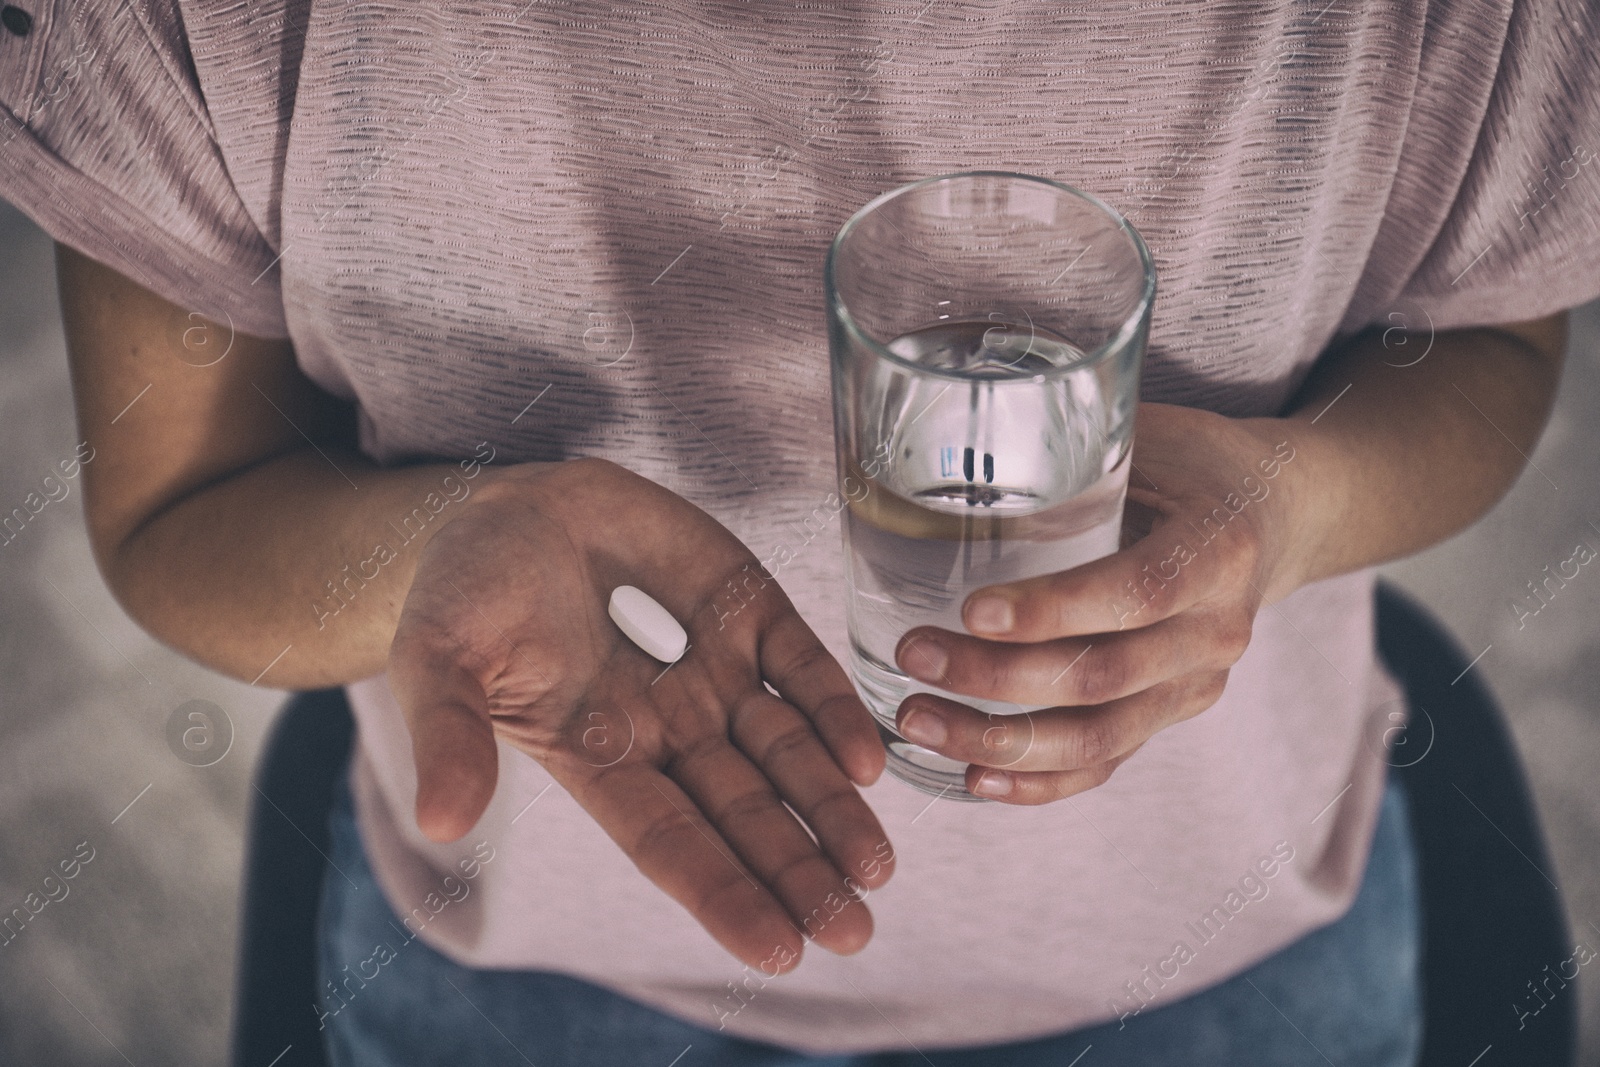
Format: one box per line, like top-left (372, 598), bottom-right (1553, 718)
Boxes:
top-left (3, 0), bottom-right (1596, 1063)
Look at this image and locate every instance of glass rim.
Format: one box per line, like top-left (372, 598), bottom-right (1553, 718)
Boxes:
top-left (824, 170), bottom-right (1157, 382)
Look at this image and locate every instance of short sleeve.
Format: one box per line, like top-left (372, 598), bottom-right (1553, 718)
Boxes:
top-left (1392, 0), bottom-right (1600, 329)
top-left (0, 0), bottom-right (288, 338)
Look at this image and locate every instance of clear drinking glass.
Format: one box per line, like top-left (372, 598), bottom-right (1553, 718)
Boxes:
top-left (825, 171), bottom-right (1156, 801)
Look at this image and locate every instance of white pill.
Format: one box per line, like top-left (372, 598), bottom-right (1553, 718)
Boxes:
top-left (608, 585), bottom-right (688, 663)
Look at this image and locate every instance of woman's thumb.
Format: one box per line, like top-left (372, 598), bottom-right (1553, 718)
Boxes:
top-left (389, 649), bottom-right (500, 842)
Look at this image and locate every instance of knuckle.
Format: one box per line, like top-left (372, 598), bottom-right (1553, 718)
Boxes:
top-left (800, 787), bottom-right (865, 832)
top-left (1221, 517), bottom-right (1263, 577)
top-left (989, 771), bottom-right (1049, 806)
top-left (974, 650), bottom-right (1020, 700)
top-left (978, 715), bottom-right (1028, 761)
top-left (693, 867), bottom-right (760, 919)
top-left (1061, 714), bottom-right (1119, 768)
top-left (632, 807), bottom-right (694, 861)
top-left (767, 850), bottom-right (834, 889)
top-left (761, 723), bottom-right (818, 769)
top-left (664, 732), bottom-right (726, 777)
top-left (811, 691), bottom-right (867, 734)
top-left (776, 641), bottom-right (833, 684)
top-left (1045, 577), bottom-right (1080, 633)
top-left (1196, 670), bottom-right (1230, 709)
top-left (713, 786), bottom-right (779, 825)
top-left (396, 620), bottom-right (491, 678)
top-left (1074, 648), bottom-right (1131, 705)
top-left (1236, 512), bottom-right (1266, 558)
top-left (1217, 611), bottom-right (1255, 662)
top-left (1023, 777), bottom-right (1070, 805)
top-left (1042, 762), bottom-right (1119, 804)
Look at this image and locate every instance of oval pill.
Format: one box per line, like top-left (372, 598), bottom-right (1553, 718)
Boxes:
top-left (608, 585), bottom-right (688, 663)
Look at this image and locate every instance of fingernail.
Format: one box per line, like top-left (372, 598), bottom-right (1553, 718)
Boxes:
top-left (967, 595), bottom-right (1014, 635)
top-left (973, 770), bottom-right (1013, 797)
top-left (902, 638), bottom-right (947, 683)
top-left (900, 707), bottom-right (947, 747)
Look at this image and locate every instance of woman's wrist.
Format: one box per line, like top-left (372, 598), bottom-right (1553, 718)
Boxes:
top-left (1233, 414), bottom-right (1349, 607)
top-left (1238, 315), bottom-right (1567, 609)
top-left (108, 446), bottom-right (536, 688)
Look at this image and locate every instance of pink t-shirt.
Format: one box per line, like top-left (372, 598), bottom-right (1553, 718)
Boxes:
top-left (5, 0), bottom-right (1598, 1051)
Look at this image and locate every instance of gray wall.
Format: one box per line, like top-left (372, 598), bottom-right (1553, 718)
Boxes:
top-left (1, 197), bottom-right (1596, 1064)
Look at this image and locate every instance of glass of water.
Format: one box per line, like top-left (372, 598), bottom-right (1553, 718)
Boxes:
top-left (825, 171), bottom-right (1156, 801)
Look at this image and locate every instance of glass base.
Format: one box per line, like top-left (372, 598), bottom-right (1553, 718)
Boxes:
top-left (850, 643), bottom-right (991, 802)
top-left (877, 722), bottom-right (990, 802)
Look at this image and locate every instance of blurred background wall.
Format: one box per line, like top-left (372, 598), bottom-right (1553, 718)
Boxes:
top-left (2, 196), bottom-right (1597, 1064)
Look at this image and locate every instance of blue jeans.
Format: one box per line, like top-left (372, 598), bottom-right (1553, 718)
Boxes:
top-left (317, 772), bottom-right (1422, 1066)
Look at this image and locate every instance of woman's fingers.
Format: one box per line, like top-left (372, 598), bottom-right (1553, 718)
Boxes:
top-left (663, 726), bottom-right (876, 957)
top-left (727, 687), bottom-right (896, 895)
top-left (564, 760), bottom-right (809, 973)
top-left (758, 607), bottom-right (886, 787)
top-left (390, 463), bottom-right (897, 963)
top-left (387, 643), bottom-right (501, 843)
top-left (957, 500), bottom-right (1264, 642)
top-left (897, 671), bottom-right (1230, 775)
top-left (963, 744), bottom-right (1148, 806)
top-left (895, 607), bottom-right (1251, 710)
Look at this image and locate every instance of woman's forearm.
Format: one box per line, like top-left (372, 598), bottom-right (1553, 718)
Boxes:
top-left (52, 243), bottom-right (542, 690)
top-left (1257, 314), bottom-right (1567, 602)
top-left (108, 443), bottom-right (519, 688)
top-left (118, 315), bottom-right (1565, 685)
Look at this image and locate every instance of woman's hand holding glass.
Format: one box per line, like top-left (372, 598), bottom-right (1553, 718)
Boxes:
top-left (892, 402), bottom-right (1308, 804)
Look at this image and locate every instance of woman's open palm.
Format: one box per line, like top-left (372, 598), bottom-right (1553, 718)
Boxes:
top-left (387, 458), bottom-right (894, 971)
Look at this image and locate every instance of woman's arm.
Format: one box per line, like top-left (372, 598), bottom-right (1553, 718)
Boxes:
top-left (56, 243), bottom-right (895, 967)
top-left (888, 312), bottom-right (1569, 802)
top-left (57, 242), bottom-right (524, 688)
top-left (1270, 313), bottom-right (1567, 600)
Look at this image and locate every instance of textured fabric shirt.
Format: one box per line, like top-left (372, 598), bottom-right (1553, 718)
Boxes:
top-left (5, 0), bottom-right (1598, 1052)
